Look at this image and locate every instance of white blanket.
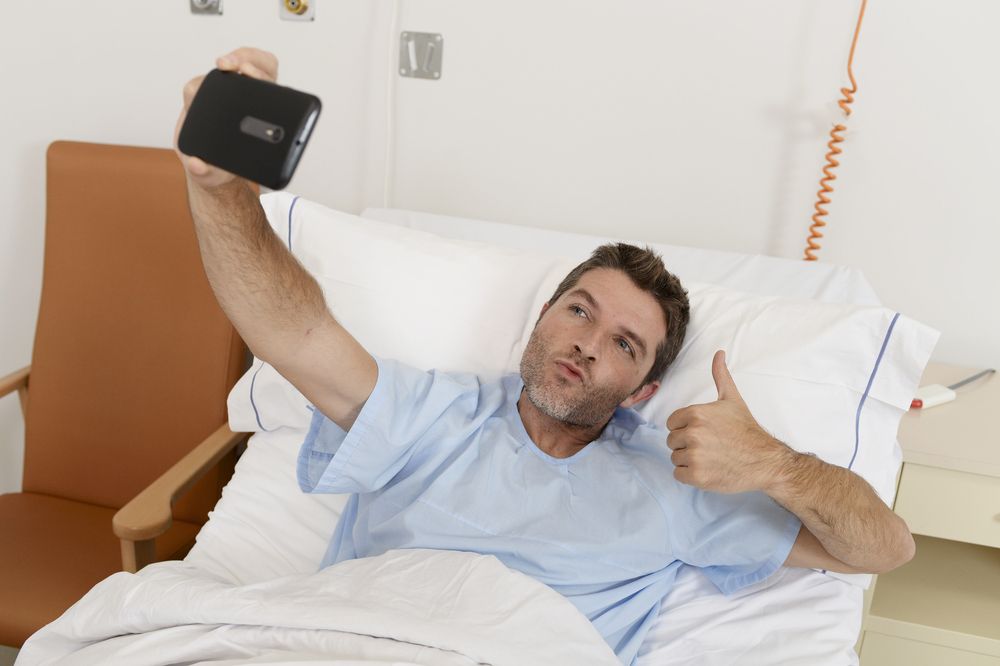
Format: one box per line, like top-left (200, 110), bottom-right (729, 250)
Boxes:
top-left (17, 549), bottom-right (620, 666)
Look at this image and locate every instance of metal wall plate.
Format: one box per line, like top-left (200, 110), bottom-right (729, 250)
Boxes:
top-left (280, 0), bottom-right (315, 21)
top-left (399, 32), bottom-right (443, 80)
top-left (190, 0), bottom-right (223, 15)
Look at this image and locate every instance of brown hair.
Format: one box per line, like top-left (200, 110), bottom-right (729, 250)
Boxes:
top-left (546, 243), bottom-right (689, 387)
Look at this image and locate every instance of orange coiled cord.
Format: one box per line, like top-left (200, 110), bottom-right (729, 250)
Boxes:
top-left (804, 0), bottom-right (868, 261)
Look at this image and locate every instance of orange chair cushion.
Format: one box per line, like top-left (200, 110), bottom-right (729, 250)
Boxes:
top-left (23, 141), bottom-right (245, 523)
top-left (0, 492), bottom-right (200, 648)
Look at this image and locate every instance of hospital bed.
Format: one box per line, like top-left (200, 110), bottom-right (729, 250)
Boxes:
top-left (17, 188), bottom-right (938, 665)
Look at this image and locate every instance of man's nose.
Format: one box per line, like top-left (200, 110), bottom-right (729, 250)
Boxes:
top-left (573, 324), bottom-right (604, 361)
top-left (573, 342), bottom-right (597, 362)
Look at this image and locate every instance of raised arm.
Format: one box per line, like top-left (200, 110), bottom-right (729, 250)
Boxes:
top-left (175, 48), bottom-right (376, 430)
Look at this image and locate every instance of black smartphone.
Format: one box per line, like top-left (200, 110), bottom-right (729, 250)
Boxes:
top-left (178, 69), bottom-right (321, 190)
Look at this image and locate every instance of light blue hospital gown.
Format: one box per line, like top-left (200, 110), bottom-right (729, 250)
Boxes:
top-left (298, 357), bottom-right (801, 665)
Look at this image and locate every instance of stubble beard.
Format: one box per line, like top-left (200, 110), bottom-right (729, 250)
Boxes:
top-left (519, 327), bottom-right (634, 429)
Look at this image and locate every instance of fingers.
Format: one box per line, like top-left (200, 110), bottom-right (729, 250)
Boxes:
top-left (181, 154), bottom-right (240, 189)
top-left (175, 47), bottom-right (278, 189)
top-left (665, 406), bottom-right (690, 432)
top-left (182, 75), bottom-right (206, 109)
top-left (216, 47), bottom-right (279, 82)
top-left (666, 427), bottom-right (688, 451)
top-left (217, 58), bottom-right (272, 82)
top-left (673, 466), bottom-right (693, 486)
top-left (234, 61), bottom-right (271, 81)
top-left (666, 403), bottom-right (706, 432)
top-left (183, 47), bottom-right (278, 111)
top-left (185, 156), bottom-right (210, 176)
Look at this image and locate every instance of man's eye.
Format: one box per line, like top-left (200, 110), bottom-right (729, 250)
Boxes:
top-left (570, 305), bottom-right (587, 318)
top-left (618, 338), bottom-right (634, 355)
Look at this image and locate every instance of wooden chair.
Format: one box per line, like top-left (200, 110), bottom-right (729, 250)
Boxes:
top-left (0, 141), bottom-right (249, 648)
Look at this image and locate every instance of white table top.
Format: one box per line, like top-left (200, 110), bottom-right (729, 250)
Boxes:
top-left (898, 362), bottom-right (1000, 478)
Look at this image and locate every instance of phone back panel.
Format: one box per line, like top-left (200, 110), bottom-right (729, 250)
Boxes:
top-left (178, 70), bottom-right (320, 189)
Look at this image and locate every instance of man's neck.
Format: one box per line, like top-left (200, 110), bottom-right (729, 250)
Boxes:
top-left (515, 389), bottom-right (609, 459)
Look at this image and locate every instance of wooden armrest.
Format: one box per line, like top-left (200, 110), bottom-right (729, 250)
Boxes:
top-left (0, 366), bottom-right (29, 397)
top-left (0, 365), bottom-right (30, 418)
top-left (113, 423), bottom-right (248, 543)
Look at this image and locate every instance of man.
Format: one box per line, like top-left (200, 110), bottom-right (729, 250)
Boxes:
top-left (177, 48), bottom-right (915, 665)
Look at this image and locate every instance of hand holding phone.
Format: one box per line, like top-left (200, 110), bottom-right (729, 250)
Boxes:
top-left (175, 49), bottom-right (320, 191)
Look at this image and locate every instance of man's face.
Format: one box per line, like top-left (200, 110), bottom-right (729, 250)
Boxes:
top-left (519, 268), bottom-right (666, 428)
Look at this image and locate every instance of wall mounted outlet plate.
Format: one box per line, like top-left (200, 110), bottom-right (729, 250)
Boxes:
top-left (190, 0), bottom-right (223, 15)
top-left (399, 32), bottom-right (443, 79)
top-left (280, 0), bottom-right (315, 21)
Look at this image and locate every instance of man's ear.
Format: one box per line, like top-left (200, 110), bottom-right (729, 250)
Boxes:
top-left (620, 380), bottom-right (660, 409)
top-left (535, 301), bottom-right (551, 325)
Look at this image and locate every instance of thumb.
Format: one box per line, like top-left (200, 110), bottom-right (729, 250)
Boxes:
top-left (712, 349), bottom-right (743, 402)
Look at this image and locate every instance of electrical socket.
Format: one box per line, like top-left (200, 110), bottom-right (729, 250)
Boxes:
top-left (280, 0), bottom-right (314, 21)
top-left (190, 0), bottom-right (222, 15)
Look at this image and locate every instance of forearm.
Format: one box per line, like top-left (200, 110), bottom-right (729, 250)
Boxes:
top-left (186, 178), bottom-right (330, 363)
top-left (764, 444), bottom-right (915, 573)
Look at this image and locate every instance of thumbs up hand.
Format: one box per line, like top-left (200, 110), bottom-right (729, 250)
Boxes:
top-left (665, 350), bottom-right (792, 494)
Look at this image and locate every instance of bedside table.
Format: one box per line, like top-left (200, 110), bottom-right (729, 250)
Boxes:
top-left (858, 361), bottom-right (1000, 665)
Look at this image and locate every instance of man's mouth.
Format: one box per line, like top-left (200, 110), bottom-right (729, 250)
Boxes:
top-left (555, 360), bottom-right (585, 383)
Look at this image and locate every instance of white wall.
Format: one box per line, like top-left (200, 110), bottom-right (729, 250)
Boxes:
top-left (814, 1), bottom-right (999, 369)
top-left (381, 0), bottom-right (998, 371)
top-left (0, 0), bottom-right (390, 492)
top-left (2, 1), bottom-right (997, 493)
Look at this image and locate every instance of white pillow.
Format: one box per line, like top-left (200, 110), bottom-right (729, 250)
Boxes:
top-left (189, 428), bottom-right (340, 582)
top-left (227, 192), bottom-right (565, 432)
top-left (361, 206), bottom-right (883, 306)
top-left (517, 270), bottom-right (934, 501)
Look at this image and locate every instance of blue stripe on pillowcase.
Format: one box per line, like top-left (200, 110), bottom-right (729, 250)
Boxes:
top-left (288, 195), bottom-right (300, 251)
top-left (249, 359), bottom-right (273, 432)
top-left (849, 311), bottom-right (901, 471)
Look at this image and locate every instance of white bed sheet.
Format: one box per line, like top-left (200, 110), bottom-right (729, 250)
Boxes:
top-left (20, 548), bottom-right (618, 666)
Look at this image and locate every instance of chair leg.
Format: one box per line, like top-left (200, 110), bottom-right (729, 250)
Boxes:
top-left (120, 538), bottom-right (156, 573)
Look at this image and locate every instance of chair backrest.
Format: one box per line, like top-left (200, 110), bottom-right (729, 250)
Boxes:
top-left (22, 141), bottom-right (247, 524)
